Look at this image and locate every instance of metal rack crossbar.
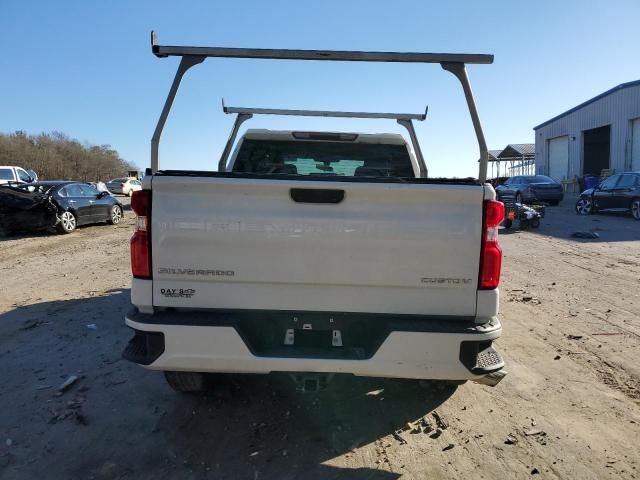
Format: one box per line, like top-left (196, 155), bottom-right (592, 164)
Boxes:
top-left (149, 31), bottom-right (493, 181)
top-left (222, 104), bottom-right (428, 121)
top-left (217, 102), bottom-right (429, 174)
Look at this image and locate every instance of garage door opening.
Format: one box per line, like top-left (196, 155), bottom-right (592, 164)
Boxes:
top-left (632, 118), bottom-right (640, 171)
top-left (582, 125), bottom-right (610, 176)
top-left (548, 136), bottom-right (569, 181)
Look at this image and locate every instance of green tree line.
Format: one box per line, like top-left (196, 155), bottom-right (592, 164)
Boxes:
top-left (0, 131), bottom-right (138, 182)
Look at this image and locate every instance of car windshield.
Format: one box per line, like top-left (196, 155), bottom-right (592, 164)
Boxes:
top-left (617, 174), bottom-right (639, 188)
top-left (110, 178), bottom-right (127, 183)
top-left (232, 139), bottom-right (415, 178)
top-left (524, 175), bottom-right (556, 184)
top-left (0, 168), bottom-right (14, 180)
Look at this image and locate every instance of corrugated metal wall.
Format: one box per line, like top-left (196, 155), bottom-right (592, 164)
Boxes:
top-left (534, 84), bottom-right (640, 178)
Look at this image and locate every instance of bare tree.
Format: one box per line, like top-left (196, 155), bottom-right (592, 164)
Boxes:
top-left (0, 131), bottom-right (138, 181)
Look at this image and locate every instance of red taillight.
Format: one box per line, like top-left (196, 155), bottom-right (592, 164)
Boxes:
top-left (131, 189), bottom-right (150, 216)
top-left (479, 200), bottom-right (504, 290)
top-left (131, 190), bottom-right (151, 279)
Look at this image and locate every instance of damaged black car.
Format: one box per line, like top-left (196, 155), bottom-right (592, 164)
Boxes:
top-left (575, 172), bottom-right (640, 220)
top-left (0, 181), bottom-right (123, 235)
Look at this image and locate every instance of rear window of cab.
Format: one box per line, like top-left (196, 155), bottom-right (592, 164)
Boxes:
top-left (232, 139), bottom-right (415, 178)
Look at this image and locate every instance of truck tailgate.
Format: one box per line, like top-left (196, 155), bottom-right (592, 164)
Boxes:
top-left (150, 176), bottom-right (485, 316)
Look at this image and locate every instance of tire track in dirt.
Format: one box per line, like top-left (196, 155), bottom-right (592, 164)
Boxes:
top-left (501, 225), bottom-right (640, 405)
top-left (0, 223), bottom-right (134, 264)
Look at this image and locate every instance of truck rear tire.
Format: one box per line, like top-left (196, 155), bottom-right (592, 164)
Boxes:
top-left (164, 371), bottom-right (206, 393)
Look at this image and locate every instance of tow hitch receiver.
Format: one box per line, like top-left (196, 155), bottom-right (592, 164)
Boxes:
top-left (289, 373), bottom-right (335, 392)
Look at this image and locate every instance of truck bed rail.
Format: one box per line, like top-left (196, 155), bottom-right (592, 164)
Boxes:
top-left (152, 169), bottom-right (480, 185)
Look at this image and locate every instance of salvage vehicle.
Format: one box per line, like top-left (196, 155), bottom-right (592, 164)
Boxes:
top-left (0, 166), bottom-right (37, 185)
top-left (0, 181), bottom-right (123, 235)
top-left (495, 175), bottom-right (563, 205)
top-left (500, 194), bottom-right (545, 230)
top-left (123, 33), bottom-right (506, 393)
top-left (576, 172), bottom-right (640, 220)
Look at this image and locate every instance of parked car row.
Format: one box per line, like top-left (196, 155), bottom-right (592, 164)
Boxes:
top-left (0, 168), bottom-right (144, 235)
top-left (0, 181), bottom-right (123, 235)
top-left (1, 167), bottom-right (141, 197)
top-left (493, 172), bottom-right (639, 220)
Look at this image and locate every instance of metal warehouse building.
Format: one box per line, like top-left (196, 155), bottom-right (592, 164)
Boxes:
top-left (534, 80), bottom-right (640, 182)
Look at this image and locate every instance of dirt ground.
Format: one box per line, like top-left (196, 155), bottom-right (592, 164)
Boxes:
top-left (1, 196), bottom-right (639, 480)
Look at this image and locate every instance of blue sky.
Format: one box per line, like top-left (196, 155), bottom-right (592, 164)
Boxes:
top-left (1, 0), bottom-right (639, 178)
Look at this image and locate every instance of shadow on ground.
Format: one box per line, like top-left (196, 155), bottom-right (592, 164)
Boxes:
top-left (0, 230), bottom-right (54, 242)
top-left (0, 221), bottom-right (130, 242)
top-left (0, 290), bottom-right (456, 480)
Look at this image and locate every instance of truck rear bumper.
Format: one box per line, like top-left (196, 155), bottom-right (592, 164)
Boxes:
top-left (123, 309), bottom-right (503, 381)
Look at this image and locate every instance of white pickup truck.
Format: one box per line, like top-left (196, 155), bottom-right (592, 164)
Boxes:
top-left (123, 33), bottom-right (506, 392)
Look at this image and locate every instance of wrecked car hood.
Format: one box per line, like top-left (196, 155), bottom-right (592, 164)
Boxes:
top-left (0, 185), bottom-right (59, 234)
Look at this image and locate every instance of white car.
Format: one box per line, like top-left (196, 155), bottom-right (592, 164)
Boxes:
top-left (0, 166), bottom-right (37, 185)
top-left (106, 178), bottom-right (142, 196)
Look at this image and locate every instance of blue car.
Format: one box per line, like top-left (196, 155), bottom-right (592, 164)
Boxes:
top-left (495, 175), bottom-right (564, 205)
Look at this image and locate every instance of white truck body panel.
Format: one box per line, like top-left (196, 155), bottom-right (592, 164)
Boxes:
top-left (150, 176), bottom-right (486, 316)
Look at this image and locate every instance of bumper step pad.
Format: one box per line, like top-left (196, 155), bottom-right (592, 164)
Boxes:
top-left (122, 330), bottom-right (165, 366)
top-left (476, 347), bottom-right (503, 371)
top-left (459, 341), bottom-right (505, 375)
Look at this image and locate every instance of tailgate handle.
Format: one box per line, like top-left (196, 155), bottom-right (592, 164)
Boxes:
top-left (290, 188), bottom-right (344, 204)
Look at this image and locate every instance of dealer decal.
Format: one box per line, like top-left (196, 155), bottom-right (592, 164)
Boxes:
top-left (160, 288), bottom-right (196, 299)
